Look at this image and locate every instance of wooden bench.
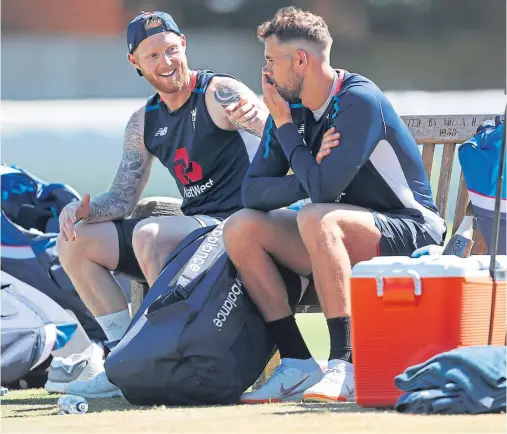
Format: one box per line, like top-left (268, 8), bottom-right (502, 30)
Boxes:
top-left (128, 113), bottom-right (496, 386)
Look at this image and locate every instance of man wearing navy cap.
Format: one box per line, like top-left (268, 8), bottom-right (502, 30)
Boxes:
top-left (48, 11), bottom-right (268, 398)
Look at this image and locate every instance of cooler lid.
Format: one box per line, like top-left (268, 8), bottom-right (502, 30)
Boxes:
top-left (352, 255), bottom-right (507, 279)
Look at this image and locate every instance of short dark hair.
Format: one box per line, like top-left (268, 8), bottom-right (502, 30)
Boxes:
top-left (257, 7), bottom-right (332, 48)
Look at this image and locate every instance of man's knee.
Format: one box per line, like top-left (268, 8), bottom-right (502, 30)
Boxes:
top-left (131, 219), bottom-right (160, 263)
top-left (56, 222), bottom-right (114, 272)
top-left (57, 221), bottom-right (120, 272)
top-left (223, 209), bottom-right (266, 252)
top-left (297, 204), bottom-right (344, 240)
top-left (297, 204), bottom-right (380, 262)
top-left (56, 223), bottom-right (94, 267)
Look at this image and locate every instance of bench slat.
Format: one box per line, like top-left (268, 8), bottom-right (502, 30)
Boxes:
top-left (421, 143), bottom-right (435, 180)
top-left (436, 143), bottom-right (456, 218)
top-left (452, 171), bottom-right (469, 234)
top-left (401, 114), bottom-right (497, 143)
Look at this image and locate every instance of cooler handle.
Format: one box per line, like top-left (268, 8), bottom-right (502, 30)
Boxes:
top-left (375, 269), bottom-right (422, 297)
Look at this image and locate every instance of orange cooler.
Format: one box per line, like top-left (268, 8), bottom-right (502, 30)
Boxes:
top-left (350, 255), bottom-right (506, 408)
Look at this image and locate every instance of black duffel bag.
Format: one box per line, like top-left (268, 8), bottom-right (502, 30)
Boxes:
top-left (105, 221), bottom-right (301, 405)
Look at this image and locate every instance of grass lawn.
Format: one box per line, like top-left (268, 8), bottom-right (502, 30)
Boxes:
top-left (2, 388), bottom-right (505, 433)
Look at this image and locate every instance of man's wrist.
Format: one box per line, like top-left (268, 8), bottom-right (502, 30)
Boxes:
top-left (273, 116), bottom-right (293, 129)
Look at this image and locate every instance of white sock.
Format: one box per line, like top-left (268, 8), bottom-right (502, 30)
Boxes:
top-left (95, 310), bottom-right (131, 343)
top-left (281, 357), bottom-right (319, 373)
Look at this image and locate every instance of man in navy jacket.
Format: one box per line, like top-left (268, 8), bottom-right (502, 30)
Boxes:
top-left (224, 6), bottom-right (446, 404)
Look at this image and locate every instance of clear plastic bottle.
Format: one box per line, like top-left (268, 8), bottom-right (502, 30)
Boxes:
top-left (57, 395), bottom-right (89, 414)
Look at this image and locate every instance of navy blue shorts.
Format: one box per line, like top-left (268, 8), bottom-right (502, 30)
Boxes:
top-left (113, 215), bottom-right (223, 282)
top-left (372, 211), bottom-right (445, 256)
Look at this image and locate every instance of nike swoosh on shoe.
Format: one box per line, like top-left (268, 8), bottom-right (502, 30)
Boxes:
top-left (280, 375), bottom-right (310, 396)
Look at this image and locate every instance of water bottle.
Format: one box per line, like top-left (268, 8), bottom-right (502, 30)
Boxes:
top-left (411, 244), bottom-right (444, 258)
top-left (57, 395), bottom-right (89, 414)
top-left (442, 215), bottom-right (476, 257)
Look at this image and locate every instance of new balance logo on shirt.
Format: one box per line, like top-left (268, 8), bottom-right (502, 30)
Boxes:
top-left (155, 127), bottom-right (168, 137)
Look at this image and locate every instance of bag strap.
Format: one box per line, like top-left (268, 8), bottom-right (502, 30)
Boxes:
top-left (147, 221), bottom-right (225, 313)
top-left (172, 221), bottom-right (225, 300)
top-left (161, 224), bottom-right (217, 269)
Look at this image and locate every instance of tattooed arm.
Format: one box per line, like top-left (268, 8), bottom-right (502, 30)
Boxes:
top-left (83, 107), bottom-right (154, 223)
top-left (205, 76), bottom-right (269, 137)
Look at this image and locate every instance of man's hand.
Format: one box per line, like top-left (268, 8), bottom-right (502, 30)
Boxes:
top-left (262, 73), bottom-right (292, 128)
top-left (225, 97), bottom-right (264, 137)
top-left (59, 194), bottom-right (91, 241)
top-left (316, 127), bottom-right (341, 164)
top-left (211, 78), bottom-right (268, 137)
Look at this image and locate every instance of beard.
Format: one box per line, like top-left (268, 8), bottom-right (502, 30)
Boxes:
top-left (143, 56), bottom-right (191, 94)
top-left (275, 69), bottom-right (304, 102)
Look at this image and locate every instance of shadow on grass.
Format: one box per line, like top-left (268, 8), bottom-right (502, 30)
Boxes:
top-left (2, 394), bottom-right (142, 418)
top-left (268, 402), bottom-right (393, 416)
top-left (2, 389), bottom-right (394, 419)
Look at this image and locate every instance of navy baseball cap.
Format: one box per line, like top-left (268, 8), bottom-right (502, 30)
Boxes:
top-left (127, 11), bottom-right (182, 75)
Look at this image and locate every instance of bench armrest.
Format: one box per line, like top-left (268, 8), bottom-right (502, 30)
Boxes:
top-left (130, 196), bottom-right (183, 220)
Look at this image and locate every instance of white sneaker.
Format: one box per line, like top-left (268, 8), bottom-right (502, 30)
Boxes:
top-left (45, 342), bottom-right (105, 394)
top-left (303, 360), bottom-right (356, 403)
top-left (241, 362), bottom-right (323, 404)
top-left (64, 371), bottom-right (123, 399)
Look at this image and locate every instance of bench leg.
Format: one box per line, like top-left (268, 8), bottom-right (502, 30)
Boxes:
top-left (131, 281), bottom-right (149, 316)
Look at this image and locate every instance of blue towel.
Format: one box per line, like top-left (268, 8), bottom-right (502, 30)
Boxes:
top-left (394, 346), bottom-right (506, 414)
